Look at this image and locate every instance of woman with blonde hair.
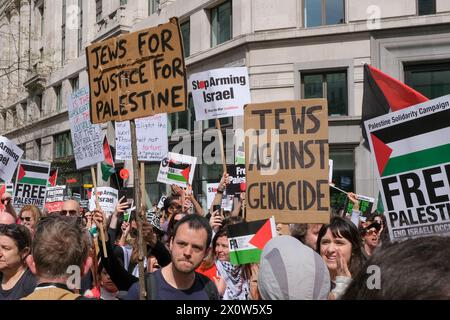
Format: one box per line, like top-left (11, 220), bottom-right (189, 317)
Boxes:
top-left (18, 205), bottom-right (41, 237)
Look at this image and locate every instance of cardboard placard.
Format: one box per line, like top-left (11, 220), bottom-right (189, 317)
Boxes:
top-left (0, 136), bottom-right (23, 183)
top-left (44, 186), bottom-right (67, 213)
top-left (226, 164), bottom-right (246, 195)
top-left (115, 113), bottom-right (168, 161)
top-left (245, 99), bottom-right (330, 224)
top-left (13, 159), bottom-right (51, 210)
top-left (190, 67), bottom-right (250, 121)
top-left (88, 187), bottom-right (119, 213)
top-left (157, 152), bottom-right (197, 188)
top-left (68, 87), bottom-right (105, 169)
top-left (86, 17), bottom-right (187, 124)
top-left (365, 94), bottom-right (450, 241)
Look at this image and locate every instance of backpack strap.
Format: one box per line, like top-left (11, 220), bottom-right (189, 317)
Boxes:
top-left (145, 272), bottom-right (158, 300)
top-left (196, 273), bottom-right (219, 300)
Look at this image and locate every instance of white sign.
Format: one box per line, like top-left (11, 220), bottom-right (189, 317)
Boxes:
top-left (115, 113), bottom-right (169, 161)
top-left (329, 159), bottom-right (333, 183)
top-left (89, 187), bottom-right (119, 213)
top-left (221, 194), bottom-right (234, 212)
top-left (365, 95), bottom-right (450, 241)
top-left (13, 159), bottom-right (50, 210)
top-left (68, 87), bottom-right (104, 169)
top-left (0, 136), bottom-right (23, 182)
top-left (190, 67), bottom-right (251, 121)
top-left (206, 183), bottom-right (220, 210)
top-left (157, 195), bottom-right (167, 209)
top-left (157, 152), bottom-right (197, 188)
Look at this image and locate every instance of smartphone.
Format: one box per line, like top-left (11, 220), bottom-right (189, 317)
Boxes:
top-left (212, 204), bottom-right (221, 214)
top-left (119, 188), bottom-right (133, 203)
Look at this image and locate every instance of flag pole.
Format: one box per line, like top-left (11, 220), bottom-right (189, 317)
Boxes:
top-left (215, 119), bottom-right (227, 175)
top-left (130, 120), bottom-right (146, 300)
top-left (91, 166), bottom-right (108, 258)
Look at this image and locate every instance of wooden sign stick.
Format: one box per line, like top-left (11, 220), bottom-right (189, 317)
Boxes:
top-left (216, 119), bottom-right (227, 175)
top-left (130, 120), bottom-right (146, 300)
top-left (90, 166), bottom-right (108, 258)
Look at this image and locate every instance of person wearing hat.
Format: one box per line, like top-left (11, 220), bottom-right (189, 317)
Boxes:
top-left (360, 220), bottom-right (382, 257)
top-left (258, 235), bottom-right (330, 300)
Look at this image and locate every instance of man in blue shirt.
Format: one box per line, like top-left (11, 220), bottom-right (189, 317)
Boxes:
top-left (125, 214), bottom-right (219, 300)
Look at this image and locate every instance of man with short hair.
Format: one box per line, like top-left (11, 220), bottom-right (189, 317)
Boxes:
top-left (0, 212), bottom-right (16, 225)
top-left (125, 214), bottom-right (219, 300)
top-left (22, 215), bottom-right (93, 300)
top-left (61, 199), bottom-right (81, 217)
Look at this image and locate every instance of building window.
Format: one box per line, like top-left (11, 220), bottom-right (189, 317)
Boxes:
top-left (144, 164), bottom-right (166, 205)
top-left (71, 77), bottom-right (79, 92)
top-left (61, 0), bottom-right (66, 66)
top-left (55, 86), bottom-right (62, 112)
top-left (180, 20), bottom-right (190, 58)
top-left (168, 95), bottom-right (196, 134)
top-left (304, 0), bottom-right (345, 27)
top-left (38, 5), bottom-right (44, 37)
top-left (148, 0), bottom-right (159, 15)
top-left (77, 0), bottom-right (83, 57)
top-left (418, 0), bottom-right (436, 15)
top-left (36, 94), bottom-right (43, 117)
top-left (211, 0), bottom-right (232, 47)
top-left (329, 149), bottom-right (354, 212)
top-left (120, 0), bottom-right (127, 5)
top-left (54, 131), bottom-right (73, 159)
top-left (301, 70), bottom-right (347, 116)
top-left (96, 0), bottom-right (102, 22)
top-left (404, 61), bottom-right (450, 99)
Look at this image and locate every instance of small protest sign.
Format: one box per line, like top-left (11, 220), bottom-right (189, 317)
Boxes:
top-left (13, 159), bottom-right (51, 210)
top-left (0, 136), bottom-right (23, 182)
top-left (88, 187), bottom-right (119, 213)
top-left (190, 67), bottom-right (250, 121)
top-left (44, 186), bottom-right (67, 213)
top-left (68, 87), bottom-right (105, 169)
top-left (157, 152), bottom-right (197, 188)
top-left (245, 100), bottom-right (330, 224)
top-left (365, 94), bottom-right (450, 241)
top-left (206, 183), bottom-right (219, 210)
top-left (115, 113), bottom-right (168, 161)
top-left (86, 18), bottom-right (187, 124)
top-left (226, 165), bottom-right (246, 195)
top-left (343, 194), bottom-right (375, 217)
top-left (227, 217), bottom-right (277, 265)
top-left (157, 195), bottom-right (167, 209)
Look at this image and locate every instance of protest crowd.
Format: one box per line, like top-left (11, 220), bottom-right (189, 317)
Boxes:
top-left (1, 17), bottom-right (450, 302)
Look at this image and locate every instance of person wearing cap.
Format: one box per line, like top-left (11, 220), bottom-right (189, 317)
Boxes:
top-left (360, 220), bottom-right (382, 257)
top-left (258, 235), bottom-right (330, 299)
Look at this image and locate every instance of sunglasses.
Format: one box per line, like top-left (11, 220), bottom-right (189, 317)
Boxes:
top-left (19, 216), bottom-right (32, 222)
top-left (60, 210), bottom-right (78, 216)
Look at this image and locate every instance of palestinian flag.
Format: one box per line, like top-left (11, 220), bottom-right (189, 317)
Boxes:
top-left (167, 160), bottom-right (191, 183)
top-left (362, 64), bottom-right (428, 149)
top-left (17, 162), bottom-right (50, 185)
top-left (370, 101), bottom-right (450, 177)
top-left (101, 136), bottom-right (115, 182)
top-left (227, 217), bottom-right (276, 266)
top-left (47, 168), bottom-right (58, 187)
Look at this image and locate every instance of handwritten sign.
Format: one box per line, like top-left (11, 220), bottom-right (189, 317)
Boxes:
top-left (86, 17), bottom-right (187, 124)
top-left (245, 100), bottom-right (330, 224)
top-left (115, 113), bottom-right (168, 161)
top-left (68, 87), bottom-right (104, 169)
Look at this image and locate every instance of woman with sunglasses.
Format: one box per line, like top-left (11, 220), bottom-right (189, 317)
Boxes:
top-left (0, 224), bottom-right (37, 300)
top-left (18, 205), bottom-right (41, 238)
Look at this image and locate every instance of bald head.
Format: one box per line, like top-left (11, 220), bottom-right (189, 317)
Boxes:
top-left (61, 200), bottom-right (80, 217)
top-left (0, 212), bottom-right (16, 224)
